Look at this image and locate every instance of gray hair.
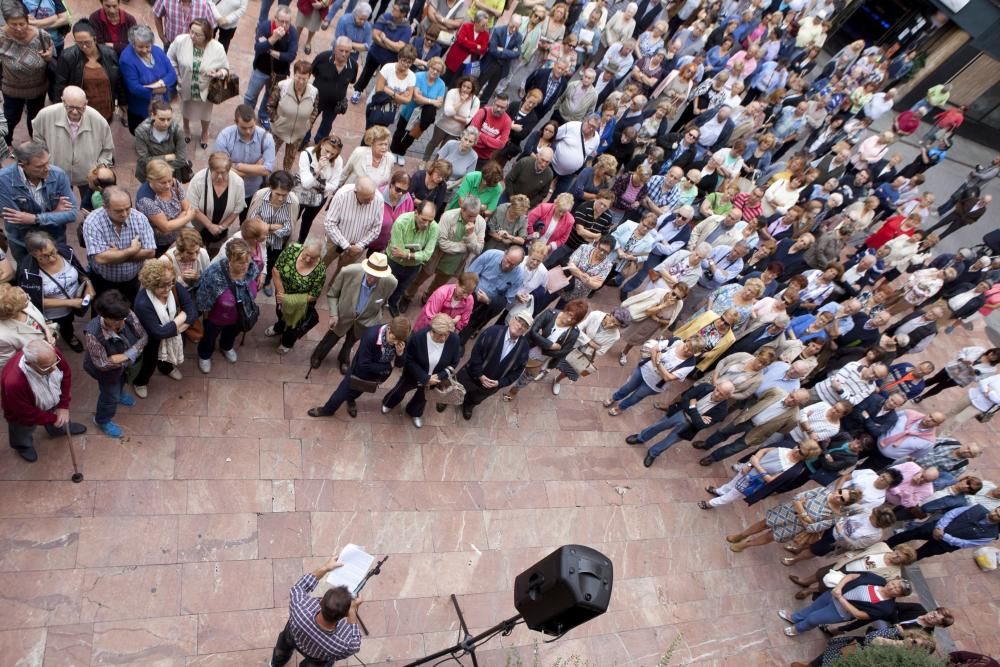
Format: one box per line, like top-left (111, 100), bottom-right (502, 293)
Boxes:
top-left (353, 2), bottom-right (373, 16)
top-left (23, 339), bottom-right (55, 364)
top-left (335, 36), bottom-right (354, 49)
top-left (274, 5), bottom-right (293, 19)
top-left (693, 242), bottom-right (712, 257)
top-left (302, 239), bottom-right (324, 254)
top-left (474, 10), bottom-right (489, 22)
top-left (128, 25), bottom-right (155, 47)
top-left (13, 140), bottom-right (48, 165)
top-left (460, 196), bottom-right (482, 213)
top-left (461, 126), bottom-right (480, 142)
top-left (24, 230), bottom-right (54, 254)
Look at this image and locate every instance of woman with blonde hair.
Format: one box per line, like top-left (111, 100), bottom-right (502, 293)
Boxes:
top-left (338, 125), bottom-right (394, 189)
top-left (167, 18), bottom-right (230, 148)
top-left (132, 260), bottom-right (196, 398)
top-left (136, 159), bottom-right (194, 257)
top-left (187, 151), bottom-right (246, 254)
top-left (571, 153), bottom-right (617, 202)
top-left (267, 60), bottom-right (320, 171)
top-left (391, 57), bottom-right (448, 160)
top-left (0, 283), bottom-right (55, 368)
top-left (161, 228), bottom-right (211, 293)
top-left (381, 313), bottom-right (462, 428)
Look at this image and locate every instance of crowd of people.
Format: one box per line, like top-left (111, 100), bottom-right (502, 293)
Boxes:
top-left (0, 0), bottom-right (998, 664)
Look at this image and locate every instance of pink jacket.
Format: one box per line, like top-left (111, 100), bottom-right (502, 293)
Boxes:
top-left (527, 203), bottom-right (575, 250)
top-left (414, 283), bottom-right (474, 331)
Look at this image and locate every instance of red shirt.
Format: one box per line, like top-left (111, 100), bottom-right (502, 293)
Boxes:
top-left (1, 349), bottom-right (72, 427)
top-left (864, 214), bottom-right (913, 250)
top-left (934, 109), bottom-right (965, 130)
top-left (894, 111), bottom-right (921, 135)
top-left (444, 22), bottom-right (489, 73)
top-left (470, 108), bottom-right (512, 159)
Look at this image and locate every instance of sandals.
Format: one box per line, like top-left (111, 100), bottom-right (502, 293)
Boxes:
top-left (726, 534), bottom-right (744, 544)
top-left (697, 500), bottom-right (712, 510)
top-left (781, 557), bottom-right (797, 566)
top-left (602, 398), bottom-right (616, 408)
top-left (729, 542), bottom-right (746, 553)
top-left (502, 392), bottom-right (515, 402)
top-left (607, 407), bottom-right (621, 416)
top-left (705, 485), bottom-right (719, 496)
top-left (788, 575), bottom-right (809, 588)
top-left (784, 544), bottom-right (802, 554)
top-left (777, 610), bottom-right (794, 624)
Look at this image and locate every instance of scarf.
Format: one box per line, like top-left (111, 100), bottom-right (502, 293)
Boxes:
top-left (880, 410), bottom-right (935, 449)
top-left (147, 289), bottom-right (185, 366)
top-left (18, 354), bottom-right (63, 412)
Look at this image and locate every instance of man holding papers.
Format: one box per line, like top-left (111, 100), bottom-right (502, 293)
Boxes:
top-left (271, 553), bottom-right (363, 666)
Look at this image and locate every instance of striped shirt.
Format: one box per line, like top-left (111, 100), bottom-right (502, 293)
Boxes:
top-left (324, 185), bottom-right (385, 250)
top-left (249, 190), bottom-right (294, 250)
top-left (790, 402), bottom-right (839, 443)
top-left (82, 208), bottom-right (157, 282)
top-left (286, 574), bottom-right (362, 662)
top-left (815, 361), bottom-right (876, 406)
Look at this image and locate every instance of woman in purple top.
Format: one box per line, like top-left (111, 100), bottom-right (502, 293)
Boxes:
top-left (195, 239), bottom-right (260, 374)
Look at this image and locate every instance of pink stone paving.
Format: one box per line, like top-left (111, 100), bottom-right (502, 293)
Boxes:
top-left (1, 2), bottom-right (999, 666)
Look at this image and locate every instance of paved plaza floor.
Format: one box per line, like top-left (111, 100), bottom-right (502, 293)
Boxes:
top-left (1, 2), bottom-right (999, 665)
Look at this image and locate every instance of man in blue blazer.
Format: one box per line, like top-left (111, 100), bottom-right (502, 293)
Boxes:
top-left (478, 17), bottom-right (524, 104)
top-left (439, 312), bottom-right (531, 420)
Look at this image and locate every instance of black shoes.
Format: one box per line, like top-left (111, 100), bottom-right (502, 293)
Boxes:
top-left (691, 440), bottom-right (710, 450)
top-left (642, 453), bottom-right (655, 467)
top-left (698, 456), bottom-right (714, 466)
top-left (15, 447), bottom-right (38, 462)
top-left (435, 403), bottom-right (447, 413)
top-left (339, 361), bottom-right (349, 375)
top-left (347, 400), bottom-right (358, 418)
top-left (626, 434), bottom-right (642, 445)
top-left (308, 406), bottom-right (333, 417)
top-left (461, 405), bottom-right (473, 420)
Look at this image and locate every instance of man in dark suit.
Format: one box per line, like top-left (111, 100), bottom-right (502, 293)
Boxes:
top-left (887, 305), bottom-right (945, 355)
top-left (443, 313), bottom-right (531, 420)
top-left (625, 381), bottom-right (735, 467)
top-left (926, 193), bottom-right (992, 241)
top-left (887, 504), bottom-right (1000, 561)
top-left (381, 314), bottom-right (462, 428)
top-left (656, 126), bottom-right (702, 172)
top-left (309, 317), bottom-right (412, 419)
top-left (721, 317), bottom-right (790, 359)
top-left (840, 391), bottom-right (905, 440)
top-left (524, 59), bottom-right (572, 120)
top-left (692, 106), bottom-right (736, 152)
top-left (478, 17), bottom-right (525, 104)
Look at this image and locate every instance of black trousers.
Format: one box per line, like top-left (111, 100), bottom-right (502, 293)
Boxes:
top-left (90, 273), bottom-right (140, 307)
top-left (133, 338), bottom-right (176, 387)
top-left (856, 449), bottom-right (894, 472)
top-left (917, 369), bottom-right (959, 401)
top-left (459, 300), bottom-right (504, 344)
top-left (457, 366), bottom-right (498, 410)
top-left (382, 372), bottom-right (431, 417)
top-left (217, 26), bottom-right (237, 52)
top-left (271, 621), bottom-right (332, 667)
top-left (297, 203), bottom-right (326, 243)
top-left (886, 521), bottom-right (959, 561)
top-left (355, 56), bottom-right (384, 95)
top-left (3, 93), bottom-right (45, 144)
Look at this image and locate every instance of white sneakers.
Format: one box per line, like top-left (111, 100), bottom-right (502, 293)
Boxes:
top-left (168, 368), bottom-right (183, 381)
top-left (198, 359), bottom-right (211, 374)
top-left (551, 377), bottom-right (561, 395)
top-left (133, 384), bottom-right (148, 399)
top-left (264, 325), bottom-right (278, 337)
top-left (223, 349), bottom-right (238, 363)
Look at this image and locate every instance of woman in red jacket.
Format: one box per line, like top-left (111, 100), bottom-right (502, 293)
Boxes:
top-left (863, 212), bottom-right (921, 251)
top-left (526, 193), bottom-right (576, 253)
top-left (443, 11), bottom-right (490, 86)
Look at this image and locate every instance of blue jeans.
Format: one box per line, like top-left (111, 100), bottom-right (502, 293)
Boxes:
top-left (791, 591), bottom-right (852, 633)
top-left (301, 108), bottom-right (342, 148)
top-left (640, 410), bottom-right (689, 457)
top-left (244, 69), bottom-right (273, 122)
top-left (94, 376), bottom-right (124, 425)
top-left (387, 260), bottom-right (423, 312)
top-left (619, 251), bottom-right (664, 298)
top-left (258, 0), bottom-right (291, 21)
top-left (611, 366), bottom-right (659, 411)
top-left (324, 0), bottom-right (359, 21)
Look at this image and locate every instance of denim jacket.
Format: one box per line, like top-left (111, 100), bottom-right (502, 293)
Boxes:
top-left (0, 163), bottom-right (78, 249)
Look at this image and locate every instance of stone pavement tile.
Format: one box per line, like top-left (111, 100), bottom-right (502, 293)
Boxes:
top-left (184, 648), bottom-right (275, 666)
top-left (271, 558), bottom-right (306, 609)
top-left (0, 434), bottom-right (86, 481)
top-left (195, 608), bottom-right (288, 654)
top-left (0, 570), bottom-right (83, 629)
top-left (272, 480), bottom-right (295, 512)
top-left (300, 437), bottom-right (368, 479)
top-left (259, 438), bottom-right (302, 479)
top-left (198, 417), bottom-right (289, 439)
top-left (420, 443), bottom-right (489, 481)
top-left (43, 623), bottom-right (93, 667)
top-left (78, 565), bottom-right (182, 623)
top-left (587, 626), bottom-right (665, 666)
top-left (206, 378), bottom-right (286, 419)
top-left (126, 376), bottom-right (211, 418)
top-left (368, 511), bottom-right (437, 554)
top-left (0, 627), bottom-right (47, 666)
top-left (479, 446), bottom-right (532, 483)
top-left (80, 435), bottom-right (177, 480)
top-left (258, 512), bottom-right (312, 559)
top-left (91, 615), bottom-right (197, 665)
top-left (173, 437), bottom-right (261, 480)
top-left (310, 511), bottom-right (377, 556)
top-left (112, 414), bottom-right (201, 438)
top-left (371, 422), bottom-right (440, 444)
top-left (429, 510), bottom-right (489, 553)
top-left (377, 596), bottom-right (466, 636)
top-left (368, 443), bottom-right (425, 481)
top-left (76, 516), bottom-right (178, 568)
top-left (0, 517), bottom-right (79, 572)
top-left (177, 513), bottom-right (259, 562)
top-left (288, 417), bottom-right (371, 442)
top-left (284, 382), bottom-right (344, 421)
top-left (356, 633), bottom-right (426, 664)
top-left (478, 481), bottom-right (550, 510)
top-left (676, 610), bottom-right (773, 663)
top-left (186, 480), bottom-right (273, 514)
top-left (92, 480), bottom-right (188, 516)
top-left (180, 560), bottom-right (274, 615)
top-left (544, 480), bottom-right (630, 508)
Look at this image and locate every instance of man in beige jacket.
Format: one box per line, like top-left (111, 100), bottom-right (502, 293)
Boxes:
top-left (32, 86), bottom-right (114, 210)
top-left (693, 387), bottom-right (810, 465)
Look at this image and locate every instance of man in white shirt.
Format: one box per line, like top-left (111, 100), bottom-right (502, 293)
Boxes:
top-left (323, 177), bottom-right (384, 281)
top-left (834, 467), bottom-right (904, 509)
top-left (551, 114), bottom-right (602, 196)
top-left (944, 373), bottom-right (1000, 434)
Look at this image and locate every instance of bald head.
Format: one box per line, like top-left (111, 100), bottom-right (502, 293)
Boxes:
top-left (713, 380), bottom-right (735, 399)
top-left (22, 339), bottom-right (56, 367)
top-left (355, 177), bottom-right (376, 204)
top-left (62, 86), bottom-right (88, 122)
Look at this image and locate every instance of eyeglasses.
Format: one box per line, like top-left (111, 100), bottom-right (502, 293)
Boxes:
top-left (64, 104), bottom-right (86, 112)
top-left (32, 361), bottom-right (59, 373)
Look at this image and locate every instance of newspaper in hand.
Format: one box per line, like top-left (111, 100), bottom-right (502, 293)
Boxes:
top-left (323, 544), bottom-right (375, 597)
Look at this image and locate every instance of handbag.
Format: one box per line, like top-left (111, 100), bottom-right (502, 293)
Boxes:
top-left (976, 405), bottom-right (999, 423)
top-left (349, 375), bottom-right (380, 393)
top-left (430, 376), bottom-right (467, 404)
top-left (565, 345), bottom-right (598, 377)
top-left (174, 160), bottom-right (195, 184)
top-left (38, 260), bottom-right (89, 317)
top-left (207, 73), bottom-right (240, 104)
top-left (365, 91), bottom-right (398, 128)
top-left (735, 468), bottom-right (766, 497)
top-left (294, 150), bottom-right (326, 208)
top-left (184, 318), bottom-right (204, 343)
top-left (434, 0), bottom-right (465, 46)
top-left (462, 60), bottom-right (481, 77)
top-left (226, 276), bottom-right (260, 335)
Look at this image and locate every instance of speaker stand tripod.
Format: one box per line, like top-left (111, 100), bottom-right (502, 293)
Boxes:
top-left (403, 594), bottom-right (522, 667)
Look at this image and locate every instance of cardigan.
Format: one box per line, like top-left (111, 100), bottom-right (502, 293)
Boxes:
top-left (167, 35), bottom-right (230, 102)
top-left (0, 303), bottom-right (53, 370)
top-left (186, 167), bottom-right (247, 227)
top-left (133, 284), bottom-right (198, 342)
top-left (119, 44), bottom-right (177, 118)
top-left (526, 203), bottom-right (574, 250)
top-left (444, 22), bottom-right (489, 73)
top-left (0, 349), bottom-right (72, 427)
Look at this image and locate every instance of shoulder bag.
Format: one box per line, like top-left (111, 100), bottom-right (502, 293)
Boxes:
top-left (366, 91), bottom-right (398, 128)
top-left (428, 366), bottom-right (467, 404)
top-left (207, 72), bottom-right (241, 104)
top-left (226, 275), bottom-right (260, 338)
top-left (349, 375), bottom-right (381, 392)
top-left (436, 0), bottom-right (466, 46)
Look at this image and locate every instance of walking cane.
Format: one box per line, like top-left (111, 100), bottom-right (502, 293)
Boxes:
top-left (65, 424), bottom-right (83, 483)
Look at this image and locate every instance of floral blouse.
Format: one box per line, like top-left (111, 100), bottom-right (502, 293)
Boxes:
top-left (564, 243), bottom-right (613, 300)
top-left (274, 243), bottom-right (326, 298)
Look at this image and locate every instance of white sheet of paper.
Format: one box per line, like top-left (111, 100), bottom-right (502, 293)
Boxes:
top-left (323, 544), bottom-right (374, 597)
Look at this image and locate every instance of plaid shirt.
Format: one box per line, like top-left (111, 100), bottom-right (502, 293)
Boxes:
top-left (643, 175), bottom-right (679, 211)
top-left (286, 574), bottom-right (362, 661)
top-left (913, 443), bottom-right (967, 475)
top-left (82, 208), bottom-right (157, 282)
top-left (152, 0), bottom-right (216, 44)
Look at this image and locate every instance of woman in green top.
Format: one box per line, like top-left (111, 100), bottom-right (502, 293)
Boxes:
top-left (264, 240), bottom-right (326, 354)
top-left (447, 161), bottom-right (504, 217)
top-left (700, 181), bottom-right (738, 219)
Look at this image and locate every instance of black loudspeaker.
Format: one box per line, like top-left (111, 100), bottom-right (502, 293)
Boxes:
top-left (513, 545), bottom-right (613, 636)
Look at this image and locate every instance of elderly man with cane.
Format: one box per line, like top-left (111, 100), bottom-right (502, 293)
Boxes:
top-left (1, 340), bottom-right (86, 462)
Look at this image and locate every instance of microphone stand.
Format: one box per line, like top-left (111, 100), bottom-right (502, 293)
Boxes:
top-left (352, 555), bottom-right (388, 636)
top-left (403, 594), bottom-right (522, 667)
